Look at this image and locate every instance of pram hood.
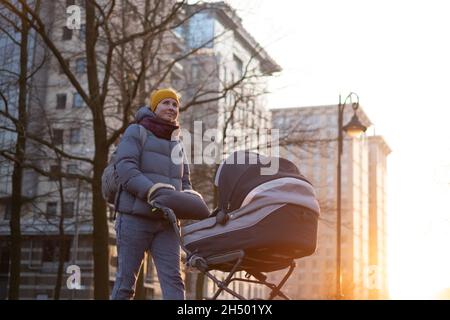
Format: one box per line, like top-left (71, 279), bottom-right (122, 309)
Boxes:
top-left (214, 151), bottom-right (314, 213)
top-left (183, 175), bottom-right (320, 238)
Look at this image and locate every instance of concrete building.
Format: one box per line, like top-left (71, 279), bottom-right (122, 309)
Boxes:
top-left (177, 2), bottom-right (281, 300)
top-left (179, 2), bottom-right (280, 159)
top-left (368, 136), bottom-right (391, 299)
top-left (271, 105), bottom-right (390, 299)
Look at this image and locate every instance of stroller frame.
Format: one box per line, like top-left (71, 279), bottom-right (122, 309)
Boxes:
top-left (153, 202), bottom-right (295, 300)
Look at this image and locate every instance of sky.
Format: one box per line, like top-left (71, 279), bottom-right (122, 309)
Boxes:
top-left (225, 0), bottom-right (450, 299)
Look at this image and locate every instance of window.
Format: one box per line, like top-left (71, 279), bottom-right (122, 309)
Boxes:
top-left (42, 239), bottom-right (71, 262)
top-left (67, 164), bottom-right (78, 174)
top-left (53, 129), bottom-right (63, 145)
top-left (0, 248), bottom-right (10, 274)
top-left (191, 64), bottom-right (199, 80)
top-left (66, 0), bottom-right (75, 5)
top-left (62, 27), bottom-right (73, 41)
top-left (49, 165), bottom-right (61, 181)
top-left (4, 202), bottom-right (11, 220)
top-left (69, 128), bottom-right (81, 144)
top-left (46, 202), bottom-right (57, 217)
top-left (222, 66), bottom-right (227, 84)
top-left (56, 94), bottom-right (67, 109)
top-left (156, 58), bottom-right (162, 72)
top-left (75, 58), bottom-right (86, 74)
top-left (233, 55), bottom-right (243, 78)
top-left (171, 72), bottom-right (182, 91)
top-left (186, 12), bottom-right (214, 49)
top-left (116, 100), bottom-right (122, 114)
top-left (250, 100), bottom-right (255, 115)
top-left (42, 241), bottom-right (55, 261)
top-left (72, 93), bottom-right (83, 108)
top-left (79, 24), bottom-right (86, 41)
top-left (62, 202), bottom-right (74, 218)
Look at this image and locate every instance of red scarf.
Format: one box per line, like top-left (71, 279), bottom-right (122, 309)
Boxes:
top-left (138, 115), bottom-right (179, 140)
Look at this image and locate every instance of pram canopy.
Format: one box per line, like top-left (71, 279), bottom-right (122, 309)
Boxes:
top-left (182, 151), bottom-right (320, 274)
top-left (214, 151), bottom-right (314, 214)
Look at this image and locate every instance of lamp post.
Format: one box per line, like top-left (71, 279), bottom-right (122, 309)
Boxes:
top-left (336, 92), bottom-right (367, 299)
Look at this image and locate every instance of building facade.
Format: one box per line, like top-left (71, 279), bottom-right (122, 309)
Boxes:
top-left (368, 136), bottom-right (390, 299)
top-left (271, 105), bottom-right (390, 299)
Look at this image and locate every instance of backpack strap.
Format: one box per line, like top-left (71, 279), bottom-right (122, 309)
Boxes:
top-left (112, 184), bottom-right (121, 221)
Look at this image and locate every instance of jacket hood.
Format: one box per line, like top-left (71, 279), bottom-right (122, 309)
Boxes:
top-left (135, 106), bottom-right (155, 122)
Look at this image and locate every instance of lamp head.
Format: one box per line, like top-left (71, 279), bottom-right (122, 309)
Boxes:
top-left (343, 112), bottom-right (367, 137)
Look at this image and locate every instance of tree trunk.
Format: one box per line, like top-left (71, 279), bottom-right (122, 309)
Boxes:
top-left (8, 2), bottom-right (29, 300)
top-left (54, 180), bottom-right (67, 300)
top-left (85, 0), bottom-right (110, 299)
top-left (54, 237), bottom-right (67, 300)
top-left (92, 138), bottom-right (110, 299)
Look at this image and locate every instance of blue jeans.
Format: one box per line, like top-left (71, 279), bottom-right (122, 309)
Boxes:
top-left (111, 213), bottom-right (185, 300)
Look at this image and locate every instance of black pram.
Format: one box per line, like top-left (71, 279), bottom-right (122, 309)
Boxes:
top-left (153, 151), bottom-right (320, 300)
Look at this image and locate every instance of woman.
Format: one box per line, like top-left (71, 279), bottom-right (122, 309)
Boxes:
top-left (111, 88), bottom-right (199, 300)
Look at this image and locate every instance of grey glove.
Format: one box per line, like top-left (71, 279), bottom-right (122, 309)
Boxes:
top-left (181, 189), bottom-right (203, 199)
top-left (147, 183), bottom-right (175, 204)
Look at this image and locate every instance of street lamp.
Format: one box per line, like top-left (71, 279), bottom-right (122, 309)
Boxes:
top-left (336, 92), bottom-right (367, 299)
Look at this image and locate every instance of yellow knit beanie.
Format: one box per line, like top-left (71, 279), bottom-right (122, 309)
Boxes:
top-left (149, 88), bottom-right (180, 112)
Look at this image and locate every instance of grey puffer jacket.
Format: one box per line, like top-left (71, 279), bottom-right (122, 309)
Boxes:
top-left (114, 106), bottom-right (192, 218)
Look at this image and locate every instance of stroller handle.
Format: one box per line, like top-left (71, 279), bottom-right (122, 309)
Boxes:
top-left (150, 201), bottom-right (192, 256)
top-left (150, 201), bottom-right (177, 224)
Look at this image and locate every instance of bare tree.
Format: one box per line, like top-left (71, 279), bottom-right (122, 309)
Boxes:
top-left (0, 0), bottom-right (40, 299)
top-left (0, 0), bottom-right (283, 299)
